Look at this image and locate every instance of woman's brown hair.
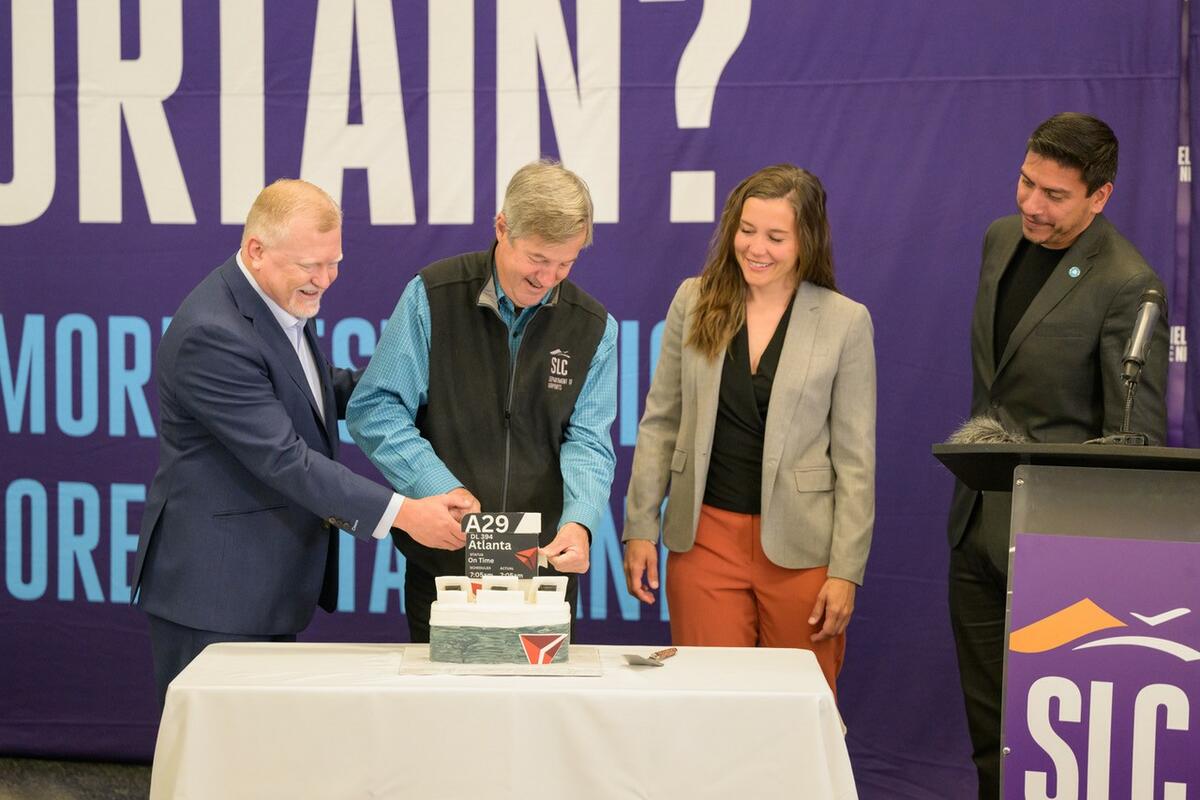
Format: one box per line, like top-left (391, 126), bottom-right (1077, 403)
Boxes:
top-left (686, 165), bottom-right (837, 359)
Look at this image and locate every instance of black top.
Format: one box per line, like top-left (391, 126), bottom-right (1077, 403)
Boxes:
top-left (993, 238), bottom-right (1060, 366)
top-left (703, 296), bottom-right (796, 514)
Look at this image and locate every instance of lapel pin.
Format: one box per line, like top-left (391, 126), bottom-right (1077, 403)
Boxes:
top-left (1067, 266), bottom-right (1081, 278)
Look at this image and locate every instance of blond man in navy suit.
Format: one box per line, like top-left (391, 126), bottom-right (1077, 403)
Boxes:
top-left (622, 165), bottom-right (876, 692)
top-left (133, 179), bottom-right (471, 707)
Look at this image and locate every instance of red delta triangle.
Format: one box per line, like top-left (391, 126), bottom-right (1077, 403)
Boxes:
top-left (519, 634), bottom-right (567, 664)
top-left (515, 547), bottom-right (539, 570)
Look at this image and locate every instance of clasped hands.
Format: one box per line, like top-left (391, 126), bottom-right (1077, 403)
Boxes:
top-left (394, 489), bottom-right (591, 573)
top-left (393, 487), bottom-right (479, 550)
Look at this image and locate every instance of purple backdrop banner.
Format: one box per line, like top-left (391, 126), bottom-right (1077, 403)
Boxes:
top-left (0, 1), bottom-right (1187, 796)
top-left (1004, 534), bottom-right (1199, 798)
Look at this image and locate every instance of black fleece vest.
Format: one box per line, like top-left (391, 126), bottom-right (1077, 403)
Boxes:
top-left (396, 248), bottom-right (607, 576)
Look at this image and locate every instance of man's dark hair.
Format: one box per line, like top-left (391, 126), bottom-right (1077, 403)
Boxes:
top-left (1027, 113), bottom-right (1118, 194)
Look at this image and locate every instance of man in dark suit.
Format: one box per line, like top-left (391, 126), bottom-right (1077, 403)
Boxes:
top-left (947, 113), bottom-right (1169, 799)
top-left (132, 179), bottom-right (471, 707)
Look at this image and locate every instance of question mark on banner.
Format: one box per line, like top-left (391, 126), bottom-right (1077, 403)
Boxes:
top-left (669, 0), bottom-right (752, 223)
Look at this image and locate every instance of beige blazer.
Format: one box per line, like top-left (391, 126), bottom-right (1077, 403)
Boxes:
top-left (623, 278), bottom-right (876, 584)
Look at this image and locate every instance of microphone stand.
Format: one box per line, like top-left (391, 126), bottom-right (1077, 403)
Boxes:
top-left (1088, 289), bottom-right (1162, 447)
top-left (1088, 367), bottom-right (1148, 446)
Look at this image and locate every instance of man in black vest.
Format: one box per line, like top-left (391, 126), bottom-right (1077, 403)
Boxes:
top-left (947, 113), bottom-right (1168, 799)
top-left (347, 160), bottom-right (618, 642)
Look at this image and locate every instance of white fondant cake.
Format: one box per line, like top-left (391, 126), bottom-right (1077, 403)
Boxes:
top-left (429, 575), bottom-right (571, 665)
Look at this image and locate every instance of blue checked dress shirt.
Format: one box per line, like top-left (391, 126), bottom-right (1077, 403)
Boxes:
top-left (347, 269), bottom-right (618, 535)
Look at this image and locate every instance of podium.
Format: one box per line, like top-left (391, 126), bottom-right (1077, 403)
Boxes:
top-left (933, 443), bottom-right (1200, 799)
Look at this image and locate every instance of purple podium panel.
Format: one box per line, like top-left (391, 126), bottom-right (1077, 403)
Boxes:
top-left (1004, 533), bottom-right (1200, 799)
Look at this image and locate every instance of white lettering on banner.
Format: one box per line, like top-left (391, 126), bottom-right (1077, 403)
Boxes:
top-left (1024, 677), bottom-right (1192, 800)
top-left (77, 0), bottom-right (196, 223)
top-left (0, 0), bottom-right (55, 225)
top-left (669, 0), bottom-right (751, 223)
top-left (496, 0), bottom-right (620, 222)
top-left (1086, 681), bottom-right (1113, 799)
top-left (0, 2), bottom-right (772, 226)
top-left (1179, 146), bottom-right (1191, 184)
top-left (1169, 326), bottom-right (1188, 364)
top-left (428, 0), bottom-right (475, 224)
top-left (220, 0), bottom-right (266, 225)
top-left (300, 0), bottom-right (416, 224)
top-left (1131, 684), bottom-right (1189, 800)
top-left (1026, 676), bottom-right (1082, 800)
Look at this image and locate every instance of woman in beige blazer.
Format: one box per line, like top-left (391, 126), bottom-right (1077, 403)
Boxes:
top-left (622, 165), bottom-right (875, 691)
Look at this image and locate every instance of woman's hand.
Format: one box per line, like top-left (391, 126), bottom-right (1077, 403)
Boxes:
top-left (809, 577), bottom-right (856, 641)
top-left (623, 539), bottom-right (660, 604)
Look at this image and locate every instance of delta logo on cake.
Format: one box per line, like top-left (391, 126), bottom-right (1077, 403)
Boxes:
top-left (1002, 533), bottom-right (1199, 799)
top-left (515, 547), bottom-right (539, 571)
top-left (519, 633), bottom-right (567, 665)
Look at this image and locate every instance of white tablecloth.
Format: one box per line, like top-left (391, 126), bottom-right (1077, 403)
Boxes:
top-left (150, 642), bottom-right (857, 799)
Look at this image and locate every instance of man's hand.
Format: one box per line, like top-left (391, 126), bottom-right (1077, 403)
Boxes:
top-left (445, 487), bottom-right (481, 523)
top-left (622, 540), bottom-right (659, 604)
top-left (393, 493), bottom-right (469, 550)
top-left (540, 522), bottom-right (590, 573)
top-left (809, 577), bottom-right (857, 642)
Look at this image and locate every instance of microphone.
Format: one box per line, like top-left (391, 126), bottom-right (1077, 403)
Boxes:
top-left (1121, 288), bottom-right (1165, 384)
top-left (946, 415), bottom-right (1028, 445)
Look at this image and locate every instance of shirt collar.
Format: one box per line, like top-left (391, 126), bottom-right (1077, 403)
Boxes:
top-left (236, 250), bottom-right (305, 334)
top-left (478, 245), bottom-right (560, 313)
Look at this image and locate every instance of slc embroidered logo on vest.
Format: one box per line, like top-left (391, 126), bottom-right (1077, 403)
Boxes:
top-left (547, 349), bottom-right (573, 391)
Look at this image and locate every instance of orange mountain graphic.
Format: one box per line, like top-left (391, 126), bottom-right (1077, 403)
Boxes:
top-left (1010, 598), bottom-right (1126, 653)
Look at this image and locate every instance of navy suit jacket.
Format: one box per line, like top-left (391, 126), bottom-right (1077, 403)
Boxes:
top-left (132, 257), bottom-right (393, 635)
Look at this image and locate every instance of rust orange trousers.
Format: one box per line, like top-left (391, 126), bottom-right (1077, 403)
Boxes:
top-left (666, 503), bottom-right (846, 695)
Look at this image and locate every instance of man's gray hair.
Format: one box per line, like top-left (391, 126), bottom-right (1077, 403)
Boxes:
top-left (498, 159), bottom-right (594, 247)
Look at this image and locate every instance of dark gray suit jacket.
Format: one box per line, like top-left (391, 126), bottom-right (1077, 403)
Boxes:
top-left (947, 213), bottom-right (1169, 552)
top-left (132, 257), bottom-right (393, 635)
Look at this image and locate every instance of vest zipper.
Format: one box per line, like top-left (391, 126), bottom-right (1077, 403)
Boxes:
top-left (497, 304), bottom-right (542, 511)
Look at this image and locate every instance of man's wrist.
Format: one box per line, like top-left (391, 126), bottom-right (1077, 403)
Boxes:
top-left (374, 493), bottom-right (405, 539)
